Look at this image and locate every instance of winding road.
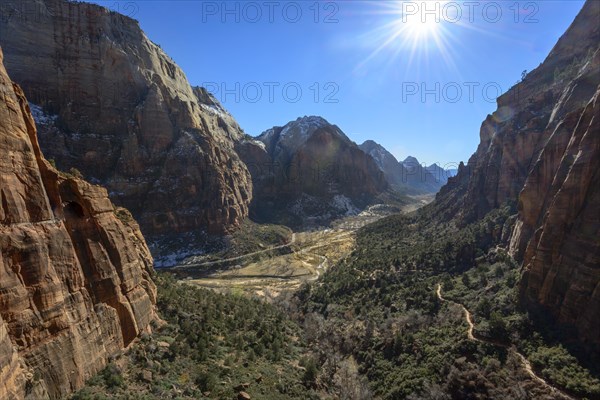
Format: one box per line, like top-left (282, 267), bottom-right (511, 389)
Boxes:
top-left (308, 254), bottom-right (328, 281)
top-left (436, 284), bottom-right (574, 400)
top-left (174, 233), bottom-right (297, 270)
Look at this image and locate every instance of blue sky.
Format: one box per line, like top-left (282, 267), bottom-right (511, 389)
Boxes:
top-left (86, 0), bottom-right (585, 166)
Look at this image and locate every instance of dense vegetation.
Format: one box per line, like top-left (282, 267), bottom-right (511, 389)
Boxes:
top-left (71, 275), bottom-right (315, 400)
top-left (73, 200), bottom-right (600, 399)
top-left (291, 203), bottom-right (600, 399)
top-left (227, 220), bottom-right (293, 257)
top-left (444, 253), bottom-right (600, 398)
top-left (184, 220), bottom-right (293, 265)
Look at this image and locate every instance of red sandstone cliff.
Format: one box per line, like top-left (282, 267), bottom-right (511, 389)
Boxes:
top-left (441, 0), bottom-right (599, 346)
top-left (0, 46), bottom-right (157, 399)
top-left (0, 0), bottom-right (252, 239)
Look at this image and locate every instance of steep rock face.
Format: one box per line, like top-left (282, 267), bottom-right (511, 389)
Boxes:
top-left (0, 315), bottom-right (25, 400)
top-left (0, 0), bottom-right (252, 237)
top-left (359, 140), bottom-right (412, 191)
top-left (443, 0), bottom-right (599, 346)
top-left (458, 0), bottom-right (599, 224)
top-left (426, 164), bottom-right (457, 187)
top-left (514, 82), bottom-right (600, 346)
top-left (359, 141), bottom-right (453, 194)
top-left (237, 117), bottom-right (387, 226)
top-left (0, 47), bottom-right (157, 399)
top-left (401, 156), bottom-right (447, 193)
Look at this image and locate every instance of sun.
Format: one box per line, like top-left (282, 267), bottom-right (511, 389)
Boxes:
top-left (354, 1), bottom-right (463, 73)
top-left (395, 0), bottom-right (451, 44)
top-left (402, 12), bottom-right (441, 39)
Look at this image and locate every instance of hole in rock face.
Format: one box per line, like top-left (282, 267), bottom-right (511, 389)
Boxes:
top-left (1, 189), bottom-right (9, 223)
top-left (155, 214), bottom-right (169, 224)
top-left (64, 201), bottom-right (85, 218)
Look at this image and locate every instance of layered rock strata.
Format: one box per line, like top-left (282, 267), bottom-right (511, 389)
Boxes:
top-left (0, 46), bottom-right (157, 399)
top-left (0, 0), bottom-right (252, 237)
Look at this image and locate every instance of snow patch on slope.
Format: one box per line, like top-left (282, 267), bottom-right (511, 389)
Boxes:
top-left (29, 103), bottom-right (58, 126)
top-left (200, 103), bottom-right (228, 119)
top-left (249, 139), bottom-right (266, 151)
top-left (367, 147), bottom-right (390, 171)
top-left (280, 116), bottom-right (329, 138)
top-left (289, 193), bottom-right (359, 220)
top-left (332, 195), bottom-right (359, 216)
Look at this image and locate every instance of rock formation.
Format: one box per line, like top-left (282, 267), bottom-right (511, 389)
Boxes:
top-left (516, 83), bottom-right (599, 347)
top-left (0, 0), bottom-right (252, 239)
top-left (358, 141), bottom-right (451, 194)
top-left (512, 45), bottom-right (600, 346)
top-left (0, 46), bottom-right (157, 399)
top-left (237, 117), bottom-right (387, 227)
top-left (425, 163), bottom-right (457, 187)
top-left (358, 140), bottom-right (411, 191)
top-left (442, 0), bottom-right (599, 346)
top-left (400, 156), bottom-right (449, 194)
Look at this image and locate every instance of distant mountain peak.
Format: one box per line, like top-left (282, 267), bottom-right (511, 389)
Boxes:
top-left (403, 156), bottom-right (421, 165)
top-left (294, 115), bottom-right (330, 125)
top-left (359, 140), bottom-right (398, 170)
top-left (360, 139), bottom-right (385, 151)
top-left (257, 115), bottom-right (350, 156)
top-left (280, 115), bottom-right (331, 138)
top-left (239, 116), bottom-right (387, 227)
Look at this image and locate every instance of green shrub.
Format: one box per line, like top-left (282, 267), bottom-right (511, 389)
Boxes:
top-left (100, 364), bottom-right (124, 389)
top-left (67, 167), bottom-right (84, 179)
top-left (195, 370), bottom-right (218, 392)
top-left (301, 357), bottom-right (318, 387)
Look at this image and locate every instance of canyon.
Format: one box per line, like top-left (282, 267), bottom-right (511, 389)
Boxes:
top-left (0, 0), bottom-right (598, 398)
top-left (444, 0), bottom-right (600, 347)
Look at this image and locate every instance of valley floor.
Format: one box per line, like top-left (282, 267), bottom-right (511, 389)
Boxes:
top-left (172, 204), bottom-right (400, 299)
top-left (72, 198), bottom-right (599, 400)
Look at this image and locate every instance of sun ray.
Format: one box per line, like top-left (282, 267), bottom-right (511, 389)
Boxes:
top-left (353, 0), bottom-right (473, 76)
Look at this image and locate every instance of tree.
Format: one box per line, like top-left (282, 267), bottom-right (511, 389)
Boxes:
top-left (68, 167), bottom-right (84, 179)
top-left (476, 298), bottom-right (492, 319)
top-left (195, 370), bottom-right (217, 392)
top-left (489, 312), bottom-right (508, 341)
top-left (101, 364), bottom-right (124, 389)
top-left (494, 264), bottom-right (504, 278)
top-left (302, 357), bottom-right (319, 388)
top-left (461, 273), bottom-right (471, 288)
